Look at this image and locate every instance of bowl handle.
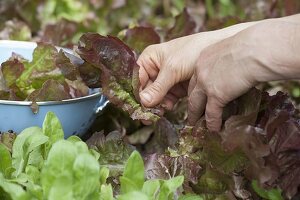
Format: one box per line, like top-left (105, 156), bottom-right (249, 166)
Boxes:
top-left (94, 95), bottom-right (109, 115)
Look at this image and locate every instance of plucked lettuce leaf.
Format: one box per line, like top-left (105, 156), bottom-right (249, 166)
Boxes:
top-left (77, 33), bottom-right (160, 122)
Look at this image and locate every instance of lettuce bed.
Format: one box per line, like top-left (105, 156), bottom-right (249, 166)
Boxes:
top-left (1, 2), bottom-right (300, 200)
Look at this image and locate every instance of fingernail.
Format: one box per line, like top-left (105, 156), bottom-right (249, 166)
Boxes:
top-left (140, 92), bottom-right (152, 104)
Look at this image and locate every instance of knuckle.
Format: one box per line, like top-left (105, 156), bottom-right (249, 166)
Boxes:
top-left (205, 111), bottom-right (217, 121)
top-left (188, 99), bottom-right (197, 114)
top-left (143, 44), bottom-right (156, 53)
top-left (195, 68), bottom-right (210, 87)
top-left (149, 81), bottom-right (164, 94)
top-left (143, 44), bottom-right (163, 55)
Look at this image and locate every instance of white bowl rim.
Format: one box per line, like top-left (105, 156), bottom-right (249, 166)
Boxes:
top-left (0, 40), bottom-right (101, 106)
top-left (0, 91), bottom-right (101, 106)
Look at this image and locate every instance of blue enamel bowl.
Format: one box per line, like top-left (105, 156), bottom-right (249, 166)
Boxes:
top-left (0, 40), bottom-right (108, 137)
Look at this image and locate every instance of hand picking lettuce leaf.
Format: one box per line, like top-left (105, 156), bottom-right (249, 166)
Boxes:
top-left (77, 33), bottom-right (160, 122)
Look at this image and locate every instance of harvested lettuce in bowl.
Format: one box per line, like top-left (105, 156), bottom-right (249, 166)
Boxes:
top-left (0, 42), bottom-right (99, 104)
top-left (0, 40), bottom-right (106, 136)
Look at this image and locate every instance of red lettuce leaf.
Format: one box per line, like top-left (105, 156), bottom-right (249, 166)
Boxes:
top-left (1, 58), bottom-right (25, 88)
top-left (0, 57), bottom-right (25, 100)
top-left (0, 43), bottom-right (90, 103)
top-left (77, 62), bottom-right (102, 88)
top-left (123, 26), bottom-right (160, 54)
top-left (77, 33), bottom-right (160, 121)
top-left (39, 19), bottom-right (78, 47)
top-left (144, 153), bottom-right (202, 193)
top-left (257, 92), bottom-right (300, 199)
top-left (27, 79), bottom-right (72, 102)
top-left (165, 8), bottom-right (197, 41)
top-left (55, 50), bottom-right (80, 81)
top-left (217, 90), bottom-right (300, 199)
top-left (143, 117), bottom-right (178, 154)
top-left (57, 50), bottom-right (102, 88)
top-left (15, 43), bottom-right (65, 98)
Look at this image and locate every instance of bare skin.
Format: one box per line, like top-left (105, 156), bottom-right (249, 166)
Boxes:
top-left (138, 14), bottom-right (300, 132)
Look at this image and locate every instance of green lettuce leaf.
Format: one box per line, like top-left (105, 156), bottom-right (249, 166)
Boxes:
top-left (0, 173), bottom-right (29, 200)
top-left (15, 43), bottom-right (64, 98)
top-left (158, 176), bottom-right (184, 200)
top-left (252, 180), bottom-right (283, 200)
top-left (120, 151), bottom-right (144, 193)
top-left (12, 127), bottom-right (48, 177)
top-left (0, 143), bottom-right (12, 178)
top-left (42, 111), bottom-right (64, 158)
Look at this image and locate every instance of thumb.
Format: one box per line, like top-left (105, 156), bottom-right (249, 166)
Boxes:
top-left (140, 70), bottom-right (175, 107)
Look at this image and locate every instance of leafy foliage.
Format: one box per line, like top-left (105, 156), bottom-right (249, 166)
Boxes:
top-left (0, 43), bottom-right (90, 104)
top-left (252, 180), bottom-right (284, 200)
top-left (77, 33), bottom-right (160, 122)
top-left (1, 1), bottom-right (300, 199)
top-left (0, 112), bottom-right (185, 200)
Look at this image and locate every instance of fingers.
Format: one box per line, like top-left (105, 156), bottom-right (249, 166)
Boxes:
top-left (140, 69), bottom-right (175, 107)
top-left (162, 93), bottom-right (178, 110)
top-left (188, 89), bottom-right (224, 131)
top-left (188, 75), bottom-right (197, 96)
top-left (187, 86), bottom-right (207, 126)
top-left (205, 96), bottom-right (224, 132)
top-left (138, 66), bottom-right (150, 90)
top-left (137, 45), bottom-right (161, 90)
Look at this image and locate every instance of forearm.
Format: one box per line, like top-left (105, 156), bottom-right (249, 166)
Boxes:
top-left (262, 21), bottom-right (300, 81)
top-left (243, 19), bottom-right (300, 83)
top-left (197, 14), bottom-right (300, 44)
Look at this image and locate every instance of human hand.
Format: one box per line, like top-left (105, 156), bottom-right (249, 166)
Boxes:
top-left (137, 20), bottom-right (264, 110)
top-left (138, 33), bottom-right (222, 110)
top-left (188, 19), bottom-right (300, 131)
